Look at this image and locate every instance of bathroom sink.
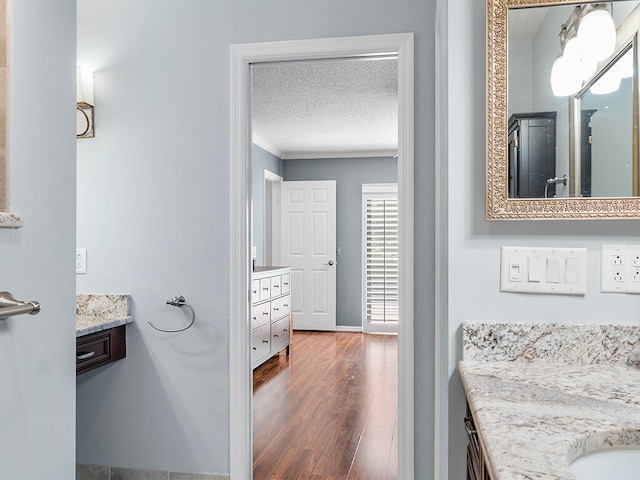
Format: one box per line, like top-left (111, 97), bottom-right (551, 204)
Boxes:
top-left (570, 446), bottom-right (640, 480)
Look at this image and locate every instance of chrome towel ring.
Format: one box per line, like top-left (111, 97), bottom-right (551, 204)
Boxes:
top-left (148, 295), bottom-right (196, 333)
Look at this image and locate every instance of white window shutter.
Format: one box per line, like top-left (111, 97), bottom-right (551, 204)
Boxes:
top-left (362, 185), bottom-right (398, 325)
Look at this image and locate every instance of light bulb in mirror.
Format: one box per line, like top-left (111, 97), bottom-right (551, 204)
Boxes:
top-left (550, 55), bottom-right (583, 96)
top-left (578, 9), bottom-right (616, 63)
top-left (590, 68), bottom-right (622, 95)
top-left (563, 36), bottom-right (597, 81)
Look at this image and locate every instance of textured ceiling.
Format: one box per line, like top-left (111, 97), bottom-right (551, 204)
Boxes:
top-left (251, 57), bottom-right (398, 159)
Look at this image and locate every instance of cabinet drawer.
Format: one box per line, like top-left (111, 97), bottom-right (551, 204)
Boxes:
top-left (271, 295), bottom-right (290, 320)
top-left (251, 280), bottom-right (260, 303)
top-left (270, 275), bottom-right (282, 297)
top-left (259, 278), bottom-right (271, 301)
top-left (281, 273), bottom-right (290, 294)
top-left (252, 324), bottom-right (271, 365)
top-left (76, 325), bottom-right (126, 376)
top-left (252, 302), bottom-right (271, 329)
top-left (271, 315), bottom-right (290, 354)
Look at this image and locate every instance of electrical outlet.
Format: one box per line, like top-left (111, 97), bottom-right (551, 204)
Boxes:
top-left (602, 245), bottom-right (640, 294)
top-left (612, 254), bottom-right (626, 266)
top-left (629, 245), bottom-right (640, 268)
top-left (76, 248), bottom-right (87, 274)
top-left (601, 245), bottom-right (627, 292)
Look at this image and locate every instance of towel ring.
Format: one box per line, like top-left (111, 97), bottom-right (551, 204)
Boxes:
top-left (148, 295), bottom-right (196, 333)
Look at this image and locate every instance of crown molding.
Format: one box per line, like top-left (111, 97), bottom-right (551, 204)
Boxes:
top-left (252, 135), bottom-right (285, 159)
top-left (282, 148), bottom-right (397, 160)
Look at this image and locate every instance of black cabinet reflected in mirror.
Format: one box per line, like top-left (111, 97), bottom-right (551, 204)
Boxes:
top-left (508, 112), bottom-right (557, 198)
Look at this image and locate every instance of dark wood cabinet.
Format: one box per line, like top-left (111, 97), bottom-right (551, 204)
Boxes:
top-left (76, 325), bottom-right (126, 376)
top-left (508, 112), bottom-right (557, 198)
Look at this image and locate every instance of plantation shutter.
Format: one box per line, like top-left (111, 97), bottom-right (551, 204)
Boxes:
top-left (362, 184), bottom-right (398, 326)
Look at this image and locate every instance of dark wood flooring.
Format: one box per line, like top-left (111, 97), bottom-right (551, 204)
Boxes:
top-left (253, 331), bottom-right (398, 480)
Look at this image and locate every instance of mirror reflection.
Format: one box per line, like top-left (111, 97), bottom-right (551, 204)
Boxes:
top-left (578, 48), bottom-right (634, 197)
top-left (508, 1), bottom-right (640, 199)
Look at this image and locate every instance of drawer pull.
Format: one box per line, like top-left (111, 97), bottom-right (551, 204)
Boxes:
top-left (263, 287), bottom-right (269, 291)
top-left (77, 351), bottom-right (96, 360)
top-left (284, 304), bottom-right (289, 308)
top-left (283, 282), bottom-right (289, 286)
top-left (263, 312), bottom-right (269, 316)
top-left (262, 339), bottom-right (269, 344)
top-left (252, 290), bottom-right (257, 294)
top-left (252, 347), bottom-right (257, 351)
top-left (274, 334), bottom-right (279, 338)
top-left (252, 316), bottom-right (257, 320)
top-left (283, 328), bottom-right (289, 332)
top-left (274, 307), bottom-right (279, 311)
top-left (273, 285), bottom-right (279, 289)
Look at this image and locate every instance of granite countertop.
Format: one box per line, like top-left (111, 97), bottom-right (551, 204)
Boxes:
top-left (460, 321), bottom-right (640, 480)
top-left (76, 293), bottom-right (133, 337)
top-left (460, 361), bottom-right (640, 479)
top-left (76, 314), bottom-right (133, 337)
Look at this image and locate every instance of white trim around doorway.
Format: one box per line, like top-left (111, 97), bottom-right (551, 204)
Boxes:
top-left (230, 32), bottom-right (415, 480)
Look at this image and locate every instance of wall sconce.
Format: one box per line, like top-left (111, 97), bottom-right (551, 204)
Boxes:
top-left (550, 3), bottom-right (616, 97)
top-left (77, 65), bottom-right (94, 138)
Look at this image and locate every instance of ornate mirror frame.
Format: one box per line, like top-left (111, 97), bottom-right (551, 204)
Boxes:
top-left (487, 0), bottom-right (640, 220)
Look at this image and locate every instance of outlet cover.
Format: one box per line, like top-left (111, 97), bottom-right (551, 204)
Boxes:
top-left (601, 245), bottom-right (627, 292)
top-left (601, 244), bottom-right (640, 294)
top-left (76, 248), bottom-right (87, 274)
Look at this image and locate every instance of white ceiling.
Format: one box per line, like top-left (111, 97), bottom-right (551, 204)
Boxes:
top-left (251, 57), bottom-right (398, 159)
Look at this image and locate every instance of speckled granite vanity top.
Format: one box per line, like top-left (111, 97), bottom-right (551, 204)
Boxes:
top-left (76, 293), bottom-right (132, 337)
top-left (460, 322), bottom-right (640, 480)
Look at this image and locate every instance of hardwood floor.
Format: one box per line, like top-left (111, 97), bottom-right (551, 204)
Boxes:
top-left (253, 331), bottom-right (398, 480)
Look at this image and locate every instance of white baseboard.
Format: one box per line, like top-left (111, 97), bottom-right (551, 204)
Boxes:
top-left (335, 325), bottom-right (363, 332)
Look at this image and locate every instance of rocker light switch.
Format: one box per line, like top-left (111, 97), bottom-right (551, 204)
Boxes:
top-left (546, 257), bottom-right (561, 284)
top-left (528, 257), bottom-right (541, 282)
top-left (565, 257), bottom-right (579, 284)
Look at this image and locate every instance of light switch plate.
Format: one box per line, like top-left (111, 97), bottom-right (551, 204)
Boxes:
top-left (500, 247), bottom-right (587, 295)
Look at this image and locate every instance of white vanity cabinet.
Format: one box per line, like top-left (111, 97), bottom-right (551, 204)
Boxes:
top-left (251, 267), bottom-right (291, 368)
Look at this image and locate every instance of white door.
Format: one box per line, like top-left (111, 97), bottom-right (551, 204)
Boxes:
top-left (280, 180), bottom-right (336, 331)
top-left (0, 1), bottom-right (77, 477)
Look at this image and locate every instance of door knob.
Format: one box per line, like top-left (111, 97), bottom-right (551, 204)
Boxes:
top-left (324, 260), bottom-right (334, 266)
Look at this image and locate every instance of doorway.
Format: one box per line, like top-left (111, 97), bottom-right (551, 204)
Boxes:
top-left (263, 170), bottom-right (282, 266)
top-left (230, 33), bottom-right (415, 479)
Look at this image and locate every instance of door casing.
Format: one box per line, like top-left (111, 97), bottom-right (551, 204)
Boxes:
top-left (230, 33), bottom-right (415, 479)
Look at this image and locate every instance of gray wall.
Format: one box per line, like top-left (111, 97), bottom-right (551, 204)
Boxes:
top-left (252, 144), bottom-right (283, 267)
top-left (76, 0), bottom-right (436, 477)
top-left (0, 0), bottom-right (77, 477)
top-left (283, 156), bottom-right (397, 328)
top-left (446, 1), bottom-right (640, 479)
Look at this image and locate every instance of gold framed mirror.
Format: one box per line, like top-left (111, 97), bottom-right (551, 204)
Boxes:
top-left (487, 0), bottom-right (640, 219)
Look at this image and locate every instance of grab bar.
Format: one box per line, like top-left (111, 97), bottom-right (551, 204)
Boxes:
top-left (0, 291), bottom-right (41, 320)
